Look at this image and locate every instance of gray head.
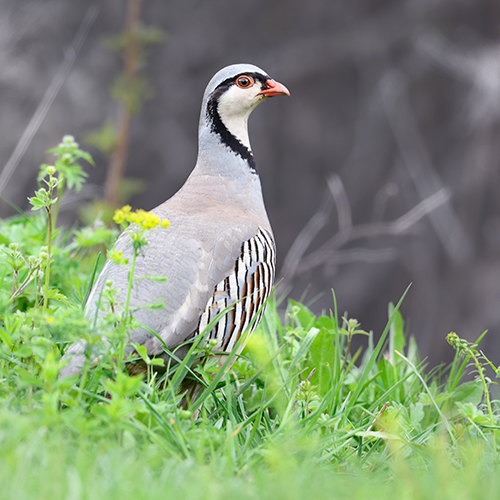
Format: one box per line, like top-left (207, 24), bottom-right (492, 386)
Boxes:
top-left (197, 64), bottom-right (290, 169)
top-left (203, 64), bottom-right (271, 100)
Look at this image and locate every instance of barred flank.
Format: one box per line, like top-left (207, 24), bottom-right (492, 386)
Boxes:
top-left (197, 228), bottom-right (276, 352)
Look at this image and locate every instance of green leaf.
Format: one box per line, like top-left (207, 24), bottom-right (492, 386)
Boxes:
top-left (409, 402), bottom-right (425, 428)
top-left (42, 350), bottom-right (59, 384)
top-left (64, 166), bottom-right (88, 192)
top-left (46, 289), bottom-right (72, 306)
top-left (75, 150), bottom-right (95, 166)
top-left (307, 328), bottom-right (335, 396)
top-left (14, 345), bottom-right (33, 358)
top-left (389, 303), bottom-right (406, 358)
top-left (0, 328), bottom-right (13, 348)
top-left (289, 300), bottom-right (315, 331)
top-left (29, 196), bottom-right (47, 211)
top-left (84, 122), bottom-right (118, 156)
top-left (134, 343), bottom-right (150, 363)
top-left (104, 371), bottom-right (143, 399)
top-left (149, 358), bottom-right (165, 367)
top-left (452, 380), bottom-right (483, 406)
top-left (456, 402), bottom-right (490, 424)
top-left (74, 226), bottom-right (116, 248)
top-left (315, 315), bottom-right (337, 331)
top-left (0, 234), bottom-right (9, 246)
top-left (15, 367), bottom-right (43, 387)
top-left (289, 327), bottom-right (320, 373)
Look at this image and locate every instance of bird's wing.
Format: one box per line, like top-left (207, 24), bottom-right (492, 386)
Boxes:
top-left (85, 207), bottom-right (260, 354)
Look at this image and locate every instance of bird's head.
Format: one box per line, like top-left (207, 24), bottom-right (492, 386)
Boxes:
top-left (200, 64), bottom-right (290, 153)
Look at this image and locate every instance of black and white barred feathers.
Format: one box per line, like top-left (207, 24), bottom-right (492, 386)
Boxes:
top-left (199, 228), bottom-right (276, 353)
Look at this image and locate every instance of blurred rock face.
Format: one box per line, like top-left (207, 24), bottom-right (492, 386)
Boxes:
top-left (1, 0), bottom-right (500, 365)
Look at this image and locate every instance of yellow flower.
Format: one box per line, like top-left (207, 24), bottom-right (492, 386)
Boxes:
top-left (113, 205), bottom-right (131, 225)
top-left (112, 205), bottom-right (169, 231)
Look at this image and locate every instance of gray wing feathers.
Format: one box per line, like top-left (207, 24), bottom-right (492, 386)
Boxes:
top-left (85, 207), bottom-right (261, 354)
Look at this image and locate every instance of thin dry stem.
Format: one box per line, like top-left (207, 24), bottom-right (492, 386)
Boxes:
top-left (104, 0), bottom-right (144, 207)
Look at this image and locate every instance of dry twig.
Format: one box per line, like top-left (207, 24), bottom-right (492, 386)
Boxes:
top-left (279, 174), bottom-right (450, 286)
top-left (0, 6), bottom-right (99, 195)
top-left (103, 0), bottom-right (144, 207)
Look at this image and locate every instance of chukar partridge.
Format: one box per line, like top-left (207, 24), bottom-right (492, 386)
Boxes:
top-left (61, 64), bottom-right (289, 396)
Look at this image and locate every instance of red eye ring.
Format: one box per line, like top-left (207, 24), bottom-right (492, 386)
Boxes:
top-left (236, 75), bottom-right (254, 89)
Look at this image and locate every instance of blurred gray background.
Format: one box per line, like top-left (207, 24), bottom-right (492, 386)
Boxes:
top-left (1, 0), bottom-right (499, 365)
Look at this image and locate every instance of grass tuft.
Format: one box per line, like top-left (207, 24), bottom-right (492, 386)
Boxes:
top-left (0, 138), bottom-right (499, 499)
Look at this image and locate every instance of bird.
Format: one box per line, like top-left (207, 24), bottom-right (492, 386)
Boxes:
top-left (60, 64), bottom-right (290, 403)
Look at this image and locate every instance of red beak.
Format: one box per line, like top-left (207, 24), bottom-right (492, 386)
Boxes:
top-left (258, 79), bottom-right (290, 98)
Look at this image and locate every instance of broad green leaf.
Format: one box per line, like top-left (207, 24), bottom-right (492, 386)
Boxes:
top-left (0, 328), bottom-right (13, 348)
top-left (307, 328), bottom-right (335, 396)
top-left (46, 289), bottom-right (72, 306)
top-left (104, 372), bottom-right (143, 399)
top-left (409, 402), bottom-right (425, 428)
top-left (14, 345), bottom-right (33, 358)
top-left (452, 380), bottom-right (483, 406)
top-left (315, 315), bottom-right (337, 331)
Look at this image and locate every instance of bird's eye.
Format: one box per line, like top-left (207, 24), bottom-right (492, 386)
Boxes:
top-left (236, 75), bottom-right (254, 89)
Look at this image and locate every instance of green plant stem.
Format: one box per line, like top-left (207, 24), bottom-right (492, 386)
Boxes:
top-left (466, 348), bottom-right (498, 463)
top-left (35, 274), bottom-right (43, 310)
top-left (117, 244), bottom-right (138, 371)
top-left (52, 178), bottom-right (65, 228)
top-left (467, 347), bottom-right (495, 426)
top-left (124, 246), bottom-right (137, 319)
top-left (28, 386), bottom-right (33, 411)
top-left (10, 266), bottom-right (40, 304)
top-left (11, 269), bottom-right (17, 302)
top-left (42, 205), bottom-right (53, 313)
top-left (341, 332), bottom-right (352, 373)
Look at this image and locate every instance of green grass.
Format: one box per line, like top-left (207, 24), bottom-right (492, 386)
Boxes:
top-left (0, 138), bottom-right (499, 499)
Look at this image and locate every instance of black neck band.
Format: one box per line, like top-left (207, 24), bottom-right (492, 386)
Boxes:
top-left (206, 97), bottom-right (257, 173)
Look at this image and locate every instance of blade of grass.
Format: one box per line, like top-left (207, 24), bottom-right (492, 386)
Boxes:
top-left (395, 349), bottom-right (456, 445)
top-left (344, 284), bottom-right (411, 415)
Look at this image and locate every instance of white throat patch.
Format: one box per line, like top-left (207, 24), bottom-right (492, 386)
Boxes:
top-left (216, 85), bottom-right (262, 150)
